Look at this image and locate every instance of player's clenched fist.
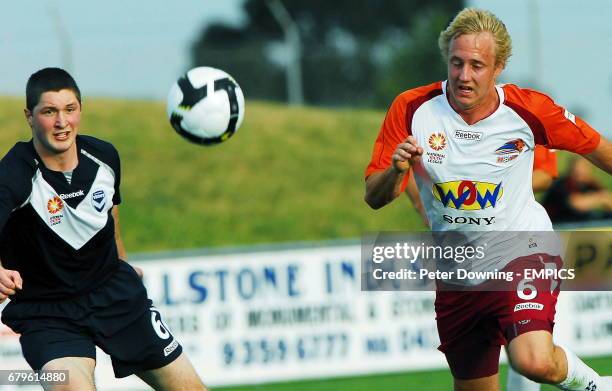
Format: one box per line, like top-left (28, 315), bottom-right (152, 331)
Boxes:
top-left (0, 267), bottom-right (22, 304)
top-left (392, 136), bottom-right (423, 172)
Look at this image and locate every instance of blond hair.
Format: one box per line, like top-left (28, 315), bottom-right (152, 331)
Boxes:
top-left (438, 8), bottom-right (512, 67)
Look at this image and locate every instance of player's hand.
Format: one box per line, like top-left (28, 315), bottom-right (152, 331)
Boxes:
top-left (0, 267), bottom-right (22, 304)
top-left (392, 136), bottom-right (423, 172)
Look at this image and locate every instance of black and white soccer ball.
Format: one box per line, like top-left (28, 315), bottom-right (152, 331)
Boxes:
top-left (166, 67), bottom-right (245, 145)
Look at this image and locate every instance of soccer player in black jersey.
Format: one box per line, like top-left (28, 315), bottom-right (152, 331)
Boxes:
top-left (0, 68), bottom-right (207, 391)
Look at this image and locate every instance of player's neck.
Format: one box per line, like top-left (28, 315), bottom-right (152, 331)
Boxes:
top-left (450, 87), bottom-right (500, 125)
top-left (34, 142), bottom-right (79, 172)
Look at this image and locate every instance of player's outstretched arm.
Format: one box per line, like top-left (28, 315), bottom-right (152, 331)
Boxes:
top-left (365, 136), bottom-right (423, 209)
top-left (112, 206), bottom-right (143, 278)
top-left (584, 136), bottom-right (612, 174)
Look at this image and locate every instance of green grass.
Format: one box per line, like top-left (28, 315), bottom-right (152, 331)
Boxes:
top-left (216, 357), bottom-right (612, 390)
top-left (0, 97), bottom-right (427, 252)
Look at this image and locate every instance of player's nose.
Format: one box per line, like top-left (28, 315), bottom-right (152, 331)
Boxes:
top-left (55, 112), bottom-right (68, 128)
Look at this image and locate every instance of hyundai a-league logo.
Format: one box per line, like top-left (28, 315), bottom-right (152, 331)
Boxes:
top-left (428, 132), bottom-right (447, 151)
top-left (47, 196), bottom-right (64, 214)
top-left (92, 190), bottom-right (106, 212)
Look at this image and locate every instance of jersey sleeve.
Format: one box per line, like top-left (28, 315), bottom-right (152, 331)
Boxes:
top-left (532, 145), bottom-right (558, 178)
top-left (365, 94), bottom-right (409, 176)
top-left (0, 149), bottom-right (33, 230)
top-left (504, 85), bottom-right (601, 154)
top-left (364, 82), bottom-right (442, 192)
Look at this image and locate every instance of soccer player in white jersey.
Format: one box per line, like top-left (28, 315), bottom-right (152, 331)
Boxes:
top-left (365, 8), bottom-right (612, 391)
top-left (405, 145), bottom-right (558, 391)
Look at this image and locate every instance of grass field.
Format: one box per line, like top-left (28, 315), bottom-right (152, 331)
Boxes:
top-left (217, 358), bottom-right (612, 391)
top-left (0, 97), bottom-right (429, 252)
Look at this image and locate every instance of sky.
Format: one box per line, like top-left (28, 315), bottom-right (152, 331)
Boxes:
top-left (0, 0), bottom-right (610, 136)
top-left (0, 0), bottom-right (246, 99)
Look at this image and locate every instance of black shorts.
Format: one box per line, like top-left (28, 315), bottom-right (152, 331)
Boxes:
top-left (1, 262), bottom-right (182, 378)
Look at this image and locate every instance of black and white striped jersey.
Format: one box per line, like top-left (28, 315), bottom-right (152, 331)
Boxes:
top-left (0, 135), bottom-right (122, 300)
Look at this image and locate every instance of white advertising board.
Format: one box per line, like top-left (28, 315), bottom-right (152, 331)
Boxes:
top-left (1, 243), bottom-right (611, 390)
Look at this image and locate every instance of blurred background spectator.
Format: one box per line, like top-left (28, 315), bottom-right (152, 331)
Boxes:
top-left (542, 157), bottom-right (612, 223)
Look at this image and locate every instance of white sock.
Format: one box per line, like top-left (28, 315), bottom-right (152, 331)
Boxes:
top-left (508, 364), bottom-right (540, 391)
top-left (556, 345), bottom-right (604, 391)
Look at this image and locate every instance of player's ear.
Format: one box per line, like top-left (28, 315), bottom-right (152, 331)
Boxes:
top-left (493, 62), bottom-right (504, 79)
top-left (24, 108), bottom-right (33, 128)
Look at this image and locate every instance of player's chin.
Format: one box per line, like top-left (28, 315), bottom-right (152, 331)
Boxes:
top-left (48, 138), bottom-right (75, 154)
top-left (450, 95), bottom-right (474, 110)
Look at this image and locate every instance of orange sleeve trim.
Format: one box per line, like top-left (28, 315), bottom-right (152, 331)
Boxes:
top-left (364, 82), bottom-right (443, 183)
top-left (503, 84), bottom-right (601, 154)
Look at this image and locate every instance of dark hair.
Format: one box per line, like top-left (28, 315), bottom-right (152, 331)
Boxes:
top-left (26, 67), bottom-right (81, 111)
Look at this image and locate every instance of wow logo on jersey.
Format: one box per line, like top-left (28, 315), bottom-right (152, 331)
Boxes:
top-left (433, 180), bottom-right (503, 210)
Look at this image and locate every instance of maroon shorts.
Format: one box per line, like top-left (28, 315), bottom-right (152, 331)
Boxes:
top-left (435, 254), bottom-right (561, 379)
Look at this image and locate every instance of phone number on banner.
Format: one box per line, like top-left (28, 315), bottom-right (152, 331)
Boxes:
top-left (221, 333), bottom-right (350, 366)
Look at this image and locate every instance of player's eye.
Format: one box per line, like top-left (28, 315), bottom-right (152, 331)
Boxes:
top-left (472, 62), bottom-right (484, 70)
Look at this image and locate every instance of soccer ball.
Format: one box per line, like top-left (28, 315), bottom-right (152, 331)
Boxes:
top-left (166, 67), bottom-right (245, 145)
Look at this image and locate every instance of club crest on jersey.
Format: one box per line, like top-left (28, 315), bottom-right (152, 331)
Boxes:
top-left (433, 180), bottom-right (503, 210)
top-left (495, 139), bottom-right (527, 163)
top-left (495, 139), bottom-right (526, 155)
top-left (428, 132), bottom-right (447, 151)
top-left (91, 190), bottom-right (106, 212)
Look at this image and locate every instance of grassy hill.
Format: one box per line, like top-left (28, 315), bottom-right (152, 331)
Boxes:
top-left (0, 97), bottom-right (426, 252)
top-left (0, 97), bottom-right (608, 253)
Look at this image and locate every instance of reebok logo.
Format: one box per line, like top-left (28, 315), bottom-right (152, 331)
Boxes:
top-left (453, 130), bottom-right (482, 141)
top-left (59, 190), bottom-right (85, 199)
top-left (514, 303), bottom-right (544, 312)
top-left (164, 339), bottom-right (179, 357)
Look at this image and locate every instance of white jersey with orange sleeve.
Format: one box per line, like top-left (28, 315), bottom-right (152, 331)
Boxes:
top-left (365, 81), bottom-right (601, 278)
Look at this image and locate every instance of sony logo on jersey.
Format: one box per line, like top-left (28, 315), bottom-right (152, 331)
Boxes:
top-left (443, 215), bottom-right (495, 225)
top-left (453, 130), bottom-right (482, 141)
top-left (59, 190), bottom-right (85, 199)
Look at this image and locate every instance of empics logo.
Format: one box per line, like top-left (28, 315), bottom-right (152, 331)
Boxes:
top-left (428, 132), bottom-right (447, 151)
top-left (47, 196), bottom-right (64, 214)
top-left (433, 181), bottom-right (503, 210)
